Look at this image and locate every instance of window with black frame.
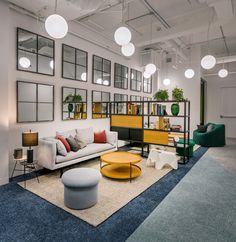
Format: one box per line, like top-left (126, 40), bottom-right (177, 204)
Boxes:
top-left (62, 87), bottom-right (87, 120)
top-left (17, 28), bottom-right (54, 76)
top-left (92, 55), bottom-right (111, 86)
top-left (143, 76), bottom-right (152, 93)
top-left (17, 81), bottom-right (54, 123)
top-left (114, 93), bottom-right (128, 114)
top-left (92, 91), bottom-right (110, 118)
top-left (130, 69), bottom-right (142, 92)
top-left (114, 63), bottom-right (128, 89)
top-left (130, 95), bottom-right (142, 101)
top-left (62, 44), bottom-right (88, 81)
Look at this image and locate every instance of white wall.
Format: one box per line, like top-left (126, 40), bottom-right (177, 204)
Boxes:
top-left (205, 73), bottom-right (236, 138)
top-left (157, 46), bottom-right (201, 137)
top-left (0, 0), bottom-right (10, 185)
top-left (2, 7), bottom-right (154, 181)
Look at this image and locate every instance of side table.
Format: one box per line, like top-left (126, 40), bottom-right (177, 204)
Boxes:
top-left (11, 156), bottom-right (39, 188)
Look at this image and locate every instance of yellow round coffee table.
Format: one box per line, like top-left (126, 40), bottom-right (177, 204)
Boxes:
top-left (100, 152), bottom-right (142, 182)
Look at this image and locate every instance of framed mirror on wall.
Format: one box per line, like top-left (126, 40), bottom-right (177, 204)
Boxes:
top-left (62, 87), bottom-right (87, 120)
top-left (114, 63), bottom-right (128, 89)
top-left (130, 69), bottom-right (142, 92)
top-left (17, 28), bottom-right (55, 76)
top-left (143, 76), bottom-right (152, 93)
top-left (92, 55), bottom-right (111, 86)
top-left (62, 44), bottom-right (88, 81)
top-left (17, 81), bottom-right (54, 123)
top-left (92, 90), bottom-right (110, 119)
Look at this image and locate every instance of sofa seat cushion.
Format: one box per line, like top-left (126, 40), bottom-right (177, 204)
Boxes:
top-left (56, 143), bottom-right (114, 164)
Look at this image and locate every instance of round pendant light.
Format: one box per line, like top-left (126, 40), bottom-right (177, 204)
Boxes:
top-left (201, 55), bottom-right (216, 70)
top-left (19, 57), bottom-right (31, 68)
top-left (96, 78), bottom-right (102, 84)
top-left (163, 78), bottom-right (170, 86)
top-left (49, 60), bottom-right (54, 69)
top-left (103, 80), bottom-right (109, 85)
top-left (81, 72), bottom-right (86, 81)
top-left (114, 27), bottom-right (131, 46)
top-left (45, 14), bottom-right (68, 39)
top-left (145, 63), bottom-right (156, 75)
top-left (143, 71), bottom-right (151, 79)
top-left (218, 68), bottom-right (228, 78)
top-left (121, 42), bottom-right (135, 57)
top-left (184, 68), bottom-right (195, 79)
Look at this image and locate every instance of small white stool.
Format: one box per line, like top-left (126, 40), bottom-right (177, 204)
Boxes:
top-left (147, 149), bottom-right (178, 170)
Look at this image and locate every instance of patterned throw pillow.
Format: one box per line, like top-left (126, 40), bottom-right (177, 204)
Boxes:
top-left (66, 135), bottom-right (80, 152)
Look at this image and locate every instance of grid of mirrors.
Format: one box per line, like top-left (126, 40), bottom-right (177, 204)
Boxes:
top-left (92, 55), bottom-right (111, 86)
top-left (143, 76), bottom-right (152, 93)
top-left (17, 81), bottom-right (54, 123)
top-left (17, 28), bottom-right (55, 75)
top-left (62, 87), bottom-right (87, 120)
top-left (130, 69), bottom-right (142, 92)
top-left (114, 63), bottom-right (128, 89)
top-left (62, 44), bottom-right (88, 81)
top-left (113, 93), bottom-right (128, 114)
top-left (92, 90), bottom-right (110, 118)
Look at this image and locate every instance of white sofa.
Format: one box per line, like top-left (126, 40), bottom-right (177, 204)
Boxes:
top-left (37, 128), bottom-right (118, 170)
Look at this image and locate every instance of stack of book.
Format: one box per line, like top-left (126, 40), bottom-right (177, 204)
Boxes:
top-left (151, 104), bottom-right (167, 116)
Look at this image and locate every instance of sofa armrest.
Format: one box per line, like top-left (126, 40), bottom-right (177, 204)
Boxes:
top-left (106, 131), bottom-right (118, 147)
top-left (37, 139), bottom-right (57, 170)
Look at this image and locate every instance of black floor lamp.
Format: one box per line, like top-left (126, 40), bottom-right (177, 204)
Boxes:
top-left (22, 130), bottom-right (38, 163)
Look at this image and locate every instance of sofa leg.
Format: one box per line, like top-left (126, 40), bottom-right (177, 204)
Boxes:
top-left (60, 169), bottom-right (63, 178)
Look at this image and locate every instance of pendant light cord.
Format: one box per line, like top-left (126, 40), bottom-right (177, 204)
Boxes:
top-left (55, 0), bottom-right (58, 14)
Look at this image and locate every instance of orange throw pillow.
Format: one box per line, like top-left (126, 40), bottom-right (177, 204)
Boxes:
top-left (56, 135), bottom-right (71, 152)
top-left (94, 130), bottom-right (106, 143)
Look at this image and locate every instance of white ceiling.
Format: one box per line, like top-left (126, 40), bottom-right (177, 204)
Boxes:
top-left (7, 0), bottom-right (236, 59)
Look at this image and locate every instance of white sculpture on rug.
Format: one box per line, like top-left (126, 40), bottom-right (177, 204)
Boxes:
top-left (147, 149), bottom-right (178, 170)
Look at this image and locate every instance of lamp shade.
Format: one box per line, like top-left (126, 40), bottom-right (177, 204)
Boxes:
top-left (22, 131), bottom-right (38, 147)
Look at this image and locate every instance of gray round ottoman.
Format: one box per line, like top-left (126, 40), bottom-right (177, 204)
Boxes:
top-left (61, 168), bottom-right (101, 210)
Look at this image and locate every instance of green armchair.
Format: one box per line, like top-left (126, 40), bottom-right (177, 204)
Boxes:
top-left (193, 123), bottom-right (225, 147)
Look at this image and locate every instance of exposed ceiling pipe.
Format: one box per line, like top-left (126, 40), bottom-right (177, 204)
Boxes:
top-left (216, 55), bottom-right (236, 64)
top-left (141, 0), bottom-right (187, 58)
top-left (203, 72), bottom-right (236, 77)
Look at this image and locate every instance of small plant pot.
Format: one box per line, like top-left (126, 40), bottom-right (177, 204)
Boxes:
top-left (171, 103), bottom-right (180, 116)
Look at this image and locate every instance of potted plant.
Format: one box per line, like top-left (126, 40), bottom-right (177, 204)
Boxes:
top-left (171, 87), bottom-right (184, 116)
top-left (154, 89), bottom-right (169, 101)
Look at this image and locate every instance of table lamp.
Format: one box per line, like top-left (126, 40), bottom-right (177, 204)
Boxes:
top-left (22, 130), bottom-right (38, 163)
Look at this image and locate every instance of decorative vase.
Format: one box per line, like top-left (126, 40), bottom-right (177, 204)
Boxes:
top-left (68, 103), bottom-right (74, 112)
top-left (171, 103), bottom-right (179, 116)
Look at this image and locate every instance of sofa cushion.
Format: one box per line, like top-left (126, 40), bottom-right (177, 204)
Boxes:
top-left (56, 129), bottom-right (77, 138)
top-left (56, 143), bottom-right (114, 164)
top-left (66, 135), bottom-right (80, 152)
top-left (74, 135), bottom-right (87, 149)
top-left (44, 137), bottom-right (67, 156)
top-left (76, 127), bottom-right (94, 144)
top-left (94, 130), bottom-right (106, 143)
top-left (207, 124), bottom-right (214, 132)
top-left (56, 135), bottom-right (71, 152)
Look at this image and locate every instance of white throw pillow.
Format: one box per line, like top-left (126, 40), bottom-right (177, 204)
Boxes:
top-left (76, 127), bottom-right (94, 144)
top-left (56, 129), bottom-right (76, 138)
top-left (44, 137), bottom-right (67, 156)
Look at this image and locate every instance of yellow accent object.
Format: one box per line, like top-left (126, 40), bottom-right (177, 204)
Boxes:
top-left (158, 117), bottom-right (164, 129)
top-left (111, 115), bottom-right (142, 128)
top-left (100, 152), bottom-right (142, 180)
top-left (143, 130), bottom-right (169, 145)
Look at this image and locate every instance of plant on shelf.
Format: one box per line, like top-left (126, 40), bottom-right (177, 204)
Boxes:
top-left (153, 89), bottom-right (169, 101)
top-left (171, 87), bottom-right (184, 116)
top-left (64, 94), bottom-right (82, 119)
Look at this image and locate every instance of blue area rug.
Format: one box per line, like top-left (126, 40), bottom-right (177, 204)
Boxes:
top-left (126, 150), bottom-right (236, 242)
top-left (0, 147), bottom-right (207, 242)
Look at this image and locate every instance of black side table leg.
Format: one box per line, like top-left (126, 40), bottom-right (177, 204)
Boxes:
top-left (11, 161), bottom-right (18, 179)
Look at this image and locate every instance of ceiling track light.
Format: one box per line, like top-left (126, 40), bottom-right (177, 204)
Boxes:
top-left (45, 0), bottom-right (68, 39)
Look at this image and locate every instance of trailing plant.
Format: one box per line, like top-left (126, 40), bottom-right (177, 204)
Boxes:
top-left (154, 89), bottom-right (169, 101)
top-left (64, 94), bottom-right (82, 103)
top-left (172, 87), bottom-right (184, 102)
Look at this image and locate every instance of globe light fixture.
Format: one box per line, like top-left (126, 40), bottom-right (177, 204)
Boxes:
top-left (121, 42), bottom-right (135, 57)
top-left (45, 14), bottom-right (68, 39)
top-left (49, 60), bottom-right (54, 69)
top-left (201, 55), bottom-right (216, 70)
top-left (114, 26), bottom-right (132, 46)
top-left (103, 80), bottom-right (109, 85)
top-left (163, 78), bottom-right (170, 86)
top-left (143, 71), bottom-right (151, 79)
top-left (19, 57), bottom-right (31, 68)
top-left (218, 68), bottom-right (228, 78)
top-left (184, 68), bottom-right (195, 79)
top-left (81, 72), bottom-right (86, 81)
top-left (96, 78), bottom-right (102, 84)
top-left (145, 63), bottom-right (157, 75)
